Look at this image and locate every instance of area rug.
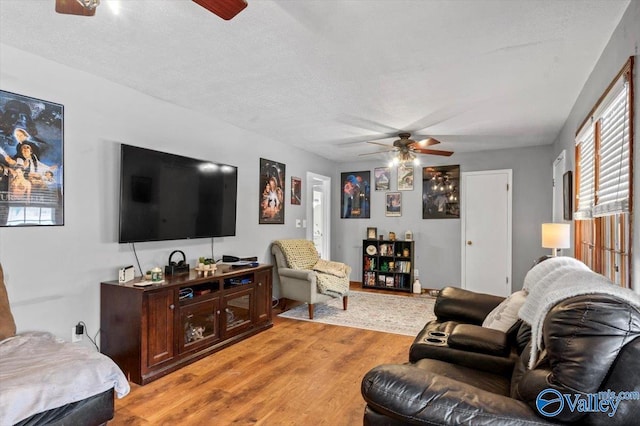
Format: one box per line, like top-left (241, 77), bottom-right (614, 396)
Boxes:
top-left (277, 291), bottom-right (436, 336)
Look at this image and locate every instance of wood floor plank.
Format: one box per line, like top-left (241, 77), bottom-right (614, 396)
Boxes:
top-left (112, 287), bottom-right (417, 425)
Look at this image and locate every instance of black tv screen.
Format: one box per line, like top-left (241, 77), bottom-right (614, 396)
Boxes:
top-left (118, 144), bottom-right (238, 243)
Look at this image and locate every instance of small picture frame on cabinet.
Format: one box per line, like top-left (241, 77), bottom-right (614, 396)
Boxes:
top-left (367, 227), bottom-right (377, 239)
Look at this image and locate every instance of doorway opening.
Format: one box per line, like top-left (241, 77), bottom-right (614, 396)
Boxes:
top-left (306, 172), bottom-right (331, 259)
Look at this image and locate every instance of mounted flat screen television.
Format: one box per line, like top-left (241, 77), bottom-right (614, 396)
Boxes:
top-left (118, 144), bottom-right (238, 243)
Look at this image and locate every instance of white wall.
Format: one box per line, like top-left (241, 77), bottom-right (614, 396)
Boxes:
top-left (333, 144), bottom-right (552, 293)
top-left (550, 0), bottom-right (640, 290)
top-left (0, 45), bottom-right (335, 341)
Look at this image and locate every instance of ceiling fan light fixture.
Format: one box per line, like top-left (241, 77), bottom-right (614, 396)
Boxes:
top-left (76, 0), bottom-right (100, 10)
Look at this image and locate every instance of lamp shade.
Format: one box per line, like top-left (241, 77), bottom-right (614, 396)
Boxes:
top-left (541, 223), bottom-right (571, 249)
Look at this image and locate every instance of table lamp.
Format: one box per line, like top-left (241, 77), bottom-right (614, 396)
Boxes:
top-left (541, 223), bottom-right (571, 256)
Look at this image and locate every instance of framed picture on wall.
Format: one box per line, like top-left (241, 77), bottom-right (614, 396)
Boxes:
top-left (259, 158), bottom-right (285, 224)
top-left (398, 165), bottom-right (414, 190)
top-left (0, 90), bottom-right (64, 227)
top-left (422, 165), bottom-right (460, 219)
top-left (374, 167), bottom-right (391, 191)
top-left (367, 227), bottom-right (377, 239)
top-left (291, 176), bottom-right (301, 205)
top-left (386, 192), bottom-right (402, 217)
top-left (341, 171), bottom-right (370, 218)
top-left (563, 170), bottom-right (573, 221)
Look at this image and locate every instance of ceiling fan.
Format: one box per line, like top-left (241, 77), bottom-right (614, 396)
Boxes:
top-left (55, 0), bottom-right (248, 20)
top-left (361, 132), bottom-right (454, 165)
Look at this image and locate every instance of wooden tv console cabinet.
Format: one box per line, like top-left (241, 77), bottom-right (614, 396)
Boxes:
top-left (100, 264), bottom-right (273, 385)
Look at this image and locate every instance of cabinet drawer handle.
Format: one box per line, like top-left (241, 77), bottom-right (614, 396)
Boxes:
top-left (169, 304), bottom-right (175, 310)
top-left (217, 310), bottom-right (221, 315)
top-left (258, 282), bottom-right (262, 286)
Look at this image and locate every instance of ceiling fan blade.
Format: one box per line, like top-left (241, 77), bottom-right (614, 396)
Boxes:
top-left (411, 137), bottom-right (441, 147)
top-left (359, 149), bottom-right (395, 156)
top-left (193, 0), bottom-right (248, 20)
top-left (366, 141), bottom-right (394, 148)
top-left (413, 148), bottom-right (454, 157)
top-left (55, 0), bottom-right (97, 16)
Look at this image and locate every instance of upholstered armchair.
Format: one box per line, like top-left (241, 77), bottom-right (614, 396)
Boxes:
top-left (271, 239), bottom-right (350, 319)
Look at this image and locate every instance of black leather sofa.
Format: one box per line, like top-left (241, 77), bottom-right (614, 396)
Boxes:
top-left (362, 285), bottom-right (640, 424)
top-left (409, 286), bottom-right (522, 376)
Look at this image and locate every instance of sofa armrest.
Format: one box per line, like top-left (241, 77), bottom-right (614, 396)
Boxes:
top-left (277, 267), bottom-right (316, 282)
top-left (434, 287), bottom-right (505, 324)
top-left (447, 324), bottom-right (510, 357)
top-left (362, 364), bottom-right (547, 426)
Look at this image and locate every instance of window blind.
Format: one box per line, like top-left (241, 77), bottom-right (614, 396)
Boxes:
top-left (575, 125), bottom-right (595, 219)
top-left (594, 86), bottom-right (630, 216)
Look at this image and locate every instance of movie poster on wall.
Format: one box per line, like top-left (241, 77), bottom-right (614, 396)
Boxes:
top-left (341, 171), bottom-right (370, 218)
top-left (0, 90), bottom-right (64, 227)
top-left (259, 158), bottom-right (285, 224)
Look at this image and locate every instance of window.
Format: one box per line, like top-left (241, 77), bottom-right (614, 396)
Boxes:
top-left (574, 58), bottom-right (633, 287)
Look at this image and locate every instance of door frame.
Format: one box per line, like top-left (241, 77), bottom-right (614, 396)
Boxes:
top-left (552, 150), bottom-right (566, 222)
top-left (460, 169), bottom-right (513, 294)
top-left (306, 172), bottom-right (331, 260)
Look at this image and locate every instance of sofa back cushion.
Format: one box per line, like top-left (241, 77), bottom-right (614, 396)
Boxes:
top-left (0, 263), bottom-right (17, 341)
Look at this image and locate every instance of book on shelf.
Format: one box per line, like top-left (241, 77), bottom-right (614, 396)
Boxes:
top-left (385, 276), bottom-right (394, 287)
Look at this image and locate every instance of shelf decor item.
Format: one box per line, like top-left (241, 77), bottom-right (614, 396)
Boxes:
top-left (0, 90), bottom-right (65, 227)
top-left (367, 227), bottom-right (377, 239)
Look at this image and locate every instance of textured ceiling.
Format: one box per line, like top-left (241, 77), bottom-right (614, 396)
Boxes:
top-left (0, 0), bottom-right (630, 162)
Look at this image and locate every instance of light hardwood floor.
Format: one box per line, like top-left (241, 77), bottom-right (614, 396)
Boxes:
top-left (112, 287), bottom-right (417, 425)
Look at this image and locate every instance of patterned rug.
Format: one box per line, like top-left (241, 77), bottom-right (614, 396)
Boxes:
top-left (277, 290), bottom-right (436, 336)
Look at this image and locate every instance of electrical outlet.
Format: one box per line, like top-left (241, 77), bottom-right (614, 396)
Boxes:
top-left (71, 326), bottom-right (82, 343)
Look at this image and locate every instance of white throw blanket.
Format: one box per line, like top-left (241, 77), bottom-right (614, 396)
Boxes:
top-left (521, 256), bottom-right (590, 293)
top-left (0, 331), bottom-right (130, 424)
top-left (519, 269), bottom-right (640, 369)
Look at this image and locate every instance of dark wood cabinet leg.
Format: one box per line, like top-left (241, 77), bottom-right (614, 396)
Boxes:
top-left (343, 296), bottom-right (348, 311)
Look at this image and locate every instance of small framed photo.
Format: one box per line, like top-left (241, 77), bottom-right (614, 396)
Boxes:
top-left (291, 176), bottom-right (301, 205)
top-left (386, 192), bottom-right (401, 217)
top-left (367, 227), bottom-right (377, 239)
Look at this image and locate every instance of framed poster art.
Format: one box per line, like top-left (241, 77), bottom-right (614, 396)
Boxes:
top-left (0, 90), bottom-right (64, 227)
top-left (374, 167), bottom-right (390, 191)
top-left (397, 165), bottom-right (414, 190)
top-left (422, 165), bottom-right (460, 219)
top-left (259, 158), bottom-right (285, 224)
top-left (386, 192), bottom-right (401, 217)
top-left (291, 176), bottom-right (301, 205)
top-left (563, 170), bottom-right (573, 221)
top-left (341, 171), bottom-right (370, 218)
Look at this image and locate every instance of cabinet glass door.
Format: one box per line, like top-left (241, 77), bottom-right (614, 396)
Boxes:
top-left (223, 288), bottom-right (253, 337)
top-left (179, 298), bottom-right (220, 353)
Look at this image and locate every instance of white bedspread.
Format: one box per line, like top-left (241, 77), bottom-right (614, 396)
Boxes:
top-left (0, 331), bottom-right (130, 425)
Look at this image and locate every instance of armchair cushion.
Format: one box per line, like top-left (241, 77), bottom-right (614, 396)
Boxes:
top-left (313, 259), bottom-right (349, 278)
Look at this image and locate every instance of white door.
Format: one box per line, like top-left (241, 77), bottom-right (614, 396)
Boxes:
top-left (552, 150), bottom-right (566, 222)
top-left (306, 172), bottom-right (331, 259)
top-left (461, 170), bottom-right (512, 296)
